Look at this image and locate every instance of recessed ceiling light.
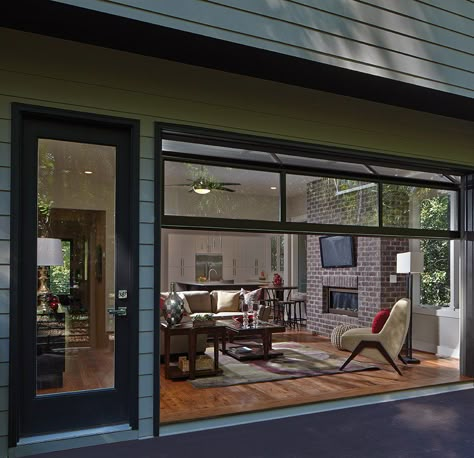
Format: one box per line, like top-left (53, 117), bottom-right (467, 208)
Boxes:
top-left (84, 170), bottom-right (93, 175)
top-left (270, 186), bottom-right (277, 190)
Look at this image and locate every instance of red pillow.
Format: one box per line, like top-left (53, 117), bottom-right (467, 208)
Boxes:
top-left (372, 309), bottom-right (391, 333)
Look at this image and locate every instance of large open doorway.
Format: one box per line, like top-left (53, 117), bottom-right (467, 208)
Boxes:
top-left (157, 126), bottom-right (470, 427)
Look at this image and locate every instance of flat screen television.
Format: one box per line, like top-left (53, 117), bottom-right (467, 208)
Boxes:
top-left (319, 236), bottom-right (356, 268)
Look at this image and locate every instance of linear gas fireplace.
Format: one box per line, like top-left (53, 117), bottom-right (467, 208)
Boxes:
top-left (324, 287), bottom-right (358, 317)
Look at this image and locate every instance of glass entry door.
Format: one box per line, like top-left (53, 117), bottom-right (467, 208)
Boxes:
top-left (36, 139), bottom-right (116, 395)
top-left (18, 114), bottom-right (136, 437)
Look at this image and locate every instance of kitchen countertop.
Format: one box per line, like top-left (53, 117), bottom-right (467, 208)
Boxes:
top-left (176, 281), bottom-right (271, 290)
top-left (178, 281), bottom-right (269, 286)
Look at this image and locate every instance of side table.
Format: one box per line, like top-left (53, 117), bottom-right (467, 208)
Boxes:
top-left (160, 321), bottom-right (227, 380)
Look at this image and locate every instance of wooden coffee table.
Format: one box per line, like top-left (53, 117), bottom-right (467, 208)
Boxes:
top-left (161, 321), bottom-right (227, 380)
top-left (220, 320), bottom-right (286, 361)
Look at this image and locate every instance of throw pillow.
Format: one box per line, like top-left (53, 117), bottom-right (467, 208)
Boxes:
top-left (372, 308), bottom-right (391, 333)
top-left (177, 292), bottom-right (192, 315)
top-left (216, 291), bottom-right (240, 312)
top-left (244, 288), bottom-right (262, 307)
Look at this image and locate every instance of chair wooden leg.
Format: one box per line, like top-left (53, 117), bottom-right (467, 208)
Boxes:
top-left (340, 340), bottom-right (403, 376)
top-left (340, 341), bottom-right (366, 371)
top-left (398, 354), bottom-right (408, 365)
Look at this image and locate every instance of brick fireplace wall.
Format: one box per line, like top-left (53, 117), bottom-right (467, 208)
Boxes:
top-left (306, 177), bottom-right (409, 337)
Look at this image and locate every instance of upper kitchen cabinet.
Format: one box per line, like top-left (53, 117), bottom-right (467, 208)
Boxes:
top-left (168, 234), bottom-right (196, 282)
top-left (195, 235), bottom-right (223, 253)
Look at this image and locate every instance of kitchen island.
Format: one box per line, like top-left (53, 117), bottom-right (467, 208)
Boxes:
top-left (176, 281), bottom-right (270, 291)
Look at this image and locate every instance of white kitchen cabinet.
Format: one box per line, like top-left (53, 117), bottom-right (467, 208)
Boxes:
top-left (168, 266), bottom-right (181, 284)
top-left (168, 234), bottom-right (196, 281)
top-left (195, 234), bottom-right (223, 253)
top-left (229, 236), bottom-right (267, 281)
top-left (222, 236), bottom-right (238, 280)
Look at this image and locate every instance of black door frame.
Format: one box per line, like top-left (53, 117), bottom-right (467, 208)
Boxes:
top-left (9, 104), bottom-right (140, 443)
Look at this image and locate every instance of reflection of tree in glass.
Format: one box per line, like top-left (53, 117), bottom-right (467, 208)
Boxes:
top-left (383, 185), bottom-right (450, 230)
top-left (50, 241), bottom-right (71, 294)
top-left (182, 164), bottom-right (241, 217)
top-left (37, 143), bottom-right (56, 237)
top-left (333, 179), bottom-right (378, 226)
top-left (382, 184), bottom-right (411, 227)
top-left (420, 196), bottom-right (450, 306)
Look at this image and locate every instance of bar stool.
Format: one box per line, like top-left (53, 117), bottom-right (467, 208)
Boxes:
top-left (266, 298), bottom-right (285, 324)
top-left (293, 299), bottom-right (307, 327)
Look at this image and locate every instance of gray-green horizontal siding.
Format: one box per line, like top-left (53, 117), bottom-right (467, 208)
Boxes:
top-left (52, 0), bottom-right (474, 98)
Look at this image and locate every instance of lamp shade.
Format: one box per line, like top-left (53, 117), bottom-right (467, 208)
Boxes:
top-left (37, 238), bottom-right (63, 266)
top-left (396, 251), bottom-right (424, 274)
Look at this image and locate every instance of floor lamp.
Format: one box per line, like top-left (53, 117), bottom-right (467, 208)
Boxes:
top-left (37, 237), bottom-right (63, 312)
top-left (396, 251), bottom-right (424, 364)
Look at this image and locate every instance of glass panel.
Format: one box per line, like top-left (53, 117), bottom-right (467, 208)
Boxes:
top-left (382, 184), bottom-right (457, 230)
top-left (36, 139), bottom-right (116, 395)
top-left (286, 174), bottom-right (378, 226)
top-left (420, 239), bottom-right (451, 307)
top-left (164, 161), bottom-right (280, 220)
top-left (370, 165), bottom-right (455, 183)
top-left (277, 154), bottom-right (370, 174)
top-left (162, 139), bottom-right (276, 163)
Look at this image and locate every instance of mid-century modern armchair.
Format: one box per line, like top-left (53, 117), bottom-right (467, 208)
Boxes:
top-left (339, 298), bottom-right (411, 375)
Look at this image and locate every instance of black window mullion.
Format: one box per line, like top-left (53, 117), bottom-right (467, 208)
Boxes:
top-left (378, 183), bottom-right (383, 228)
top-left (280, 172), bottom-right (286, 223)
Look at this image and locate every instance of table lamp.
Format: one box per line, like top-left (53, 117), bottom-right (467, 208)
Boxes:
top-left (396, 251), bottom-right (424, 364)
top-left (37, 237), bottom-right (63, 311)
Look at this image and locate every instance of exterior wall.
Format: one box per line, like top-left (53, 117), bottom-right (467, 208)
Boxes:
top-left (52, 0), bottom-right (474, 98)
top-left (1, 29), bottom-right (473, 167)
top-left (0, 26), bottom-right (472, 456)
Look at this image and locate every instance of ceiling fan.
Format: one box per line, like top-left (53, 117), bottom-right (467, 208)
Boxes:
top-left (168, 177), bottom-right (241, 194)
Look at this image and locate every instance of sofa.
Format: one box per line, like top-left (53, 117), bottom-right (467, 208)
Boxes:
top-left (160, 289), bottom-right (268, 356)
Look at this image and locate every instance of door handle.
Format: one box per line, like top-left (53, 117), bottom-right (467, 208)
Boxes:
top-left (107, 306), bottom-right (127, 317)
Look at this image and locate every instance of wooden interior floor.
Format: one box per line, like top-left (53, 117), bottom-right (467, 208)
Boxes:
top-left (160, 329), bottom-right (472, 425)
top-left (38, 347), bottom-right (114, 395)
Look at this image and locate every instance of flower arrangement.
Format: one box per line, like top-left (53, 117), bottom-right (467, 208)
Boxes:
top-left (273, 273), bottom-right (283, 286)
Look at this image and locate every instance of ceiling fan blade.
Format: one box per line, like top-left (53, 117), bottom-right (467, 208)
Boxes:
top-left (166, 183), bottom-right (193, 186)
top-left (220, 187), bottom-right (236, 192)
top-left (217, 182), bottom-right (241, 186)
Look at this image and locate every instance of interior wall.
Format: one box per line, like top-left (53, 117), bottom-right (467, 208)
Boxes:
top-left (413, 309), bottom-right (460, 358)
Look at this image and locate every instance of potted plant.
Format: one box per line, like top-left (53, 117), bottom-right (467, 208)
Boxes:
top-left (192, 313), bottom-right (215, 327)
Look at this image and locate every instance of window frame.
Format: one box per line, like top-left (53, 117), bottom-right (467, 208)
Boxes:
top-left (160, 130), bottom-right (461, 241)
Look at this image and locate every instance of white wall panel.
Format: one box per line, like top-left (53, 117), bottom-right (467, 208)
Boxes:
top-left (52, 0), bottom-right (474, 98)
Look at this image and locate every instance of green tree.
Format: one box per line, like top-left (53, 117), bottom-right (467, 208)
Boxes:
top-left (420, 196), bottom-right (450, 306)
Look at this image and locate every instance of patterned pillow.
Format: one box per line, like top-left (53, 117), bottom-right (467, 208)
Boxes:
top-left (244, 288), bottom-right (262, 306)
top-left (331, 324), bottom-right (358, 350)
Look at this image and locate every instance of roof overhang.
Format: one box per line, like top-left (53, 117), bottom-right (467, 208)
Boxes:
top-left (2, 0), bottom-right (473, 122)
